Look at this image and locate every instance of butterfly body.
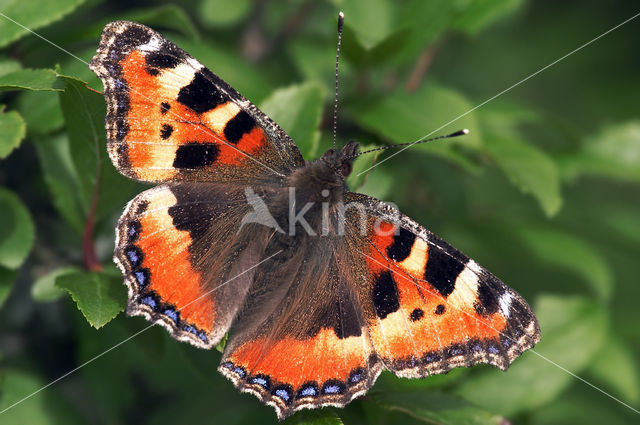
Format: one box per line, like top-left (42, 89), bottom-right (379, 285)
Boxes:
top-left (90, 21), bottom-right (540, 419)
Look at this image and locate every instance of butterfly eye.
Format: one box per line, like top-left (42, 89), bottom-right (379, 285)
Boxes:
top-left (339, 162), bottom-right (352, 177)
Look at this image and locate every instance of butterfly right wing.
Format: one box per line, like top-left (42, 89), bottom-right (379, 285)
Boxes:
top-left (90, 21), bottom-right (304, 184)
top-left (342, 192), bottom-right (540, 377)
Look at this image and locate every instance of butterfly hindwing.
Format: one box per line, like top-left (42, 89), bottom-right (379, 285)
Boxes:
top-left (219, 237), bottom-right (382, 419)
top-left (90, 21), bottom-right (304, 183)
top-left (115, 182), bottom-right (270, 348)
top-left (344, 192), bottom-right (540, 376)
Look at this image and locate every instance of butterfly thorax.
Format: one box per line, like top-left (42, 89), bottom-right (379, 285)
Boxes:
top-left (287, 141), bottom-right (359, 203)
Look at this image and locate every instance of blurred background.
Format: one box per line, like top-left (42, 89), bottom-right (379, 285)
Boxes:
top-left (0, 0), bottom-right (639, 424)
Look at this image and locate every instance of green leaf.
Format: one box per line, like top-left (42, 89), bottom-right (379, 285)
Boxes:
top-left (0, 0), bottom-right (86, 48)
top-left (346, 143), bottom-right (383, 191)
top-left (457, 295), bottom-right (607, 416)
top-left (0, 108), bottom-right (26, 159)
top-left (0, 57), bottom-right (21, 77)
top-left (454, 0), bottom-right (525, 36)
top-left (0, 69), bottom-right (62, 92)
top-left (356, 83), bottom-right (481, 146)
top-left (0, 266), bottom-right (17, 309)
top-left (199, 0), bottom-right (251, 27)
top-left (290, 39), bottom-right (355, 88)
top-left (0, 369), bottom-right (83, 425)
top-left (393, 0), bottom-right (460, 65)
top-left (31, 266), bottom-right (81, 302)
top-left (561, 121), bottom-right (640, 183)
top-left (0, 188), bottom-right (35, 269)
top-left (336, 0), bottom-right (394, 50)
top-left (484, 135), bottom-right (562, 216)
top-left (588, 335), bottom-right (640, 403)
top-left (517, 226), bottom-right (613, 301)
top-left (260, 82), bottom-right (326, 160)
top-left (17, 90), bottom-right (64, 134)
top-left (33, 134), bottom-right (84, 232)
top-left (354, 83), bottom-right (481, 171)
top-left (58, 75), bottom-right (139, 224)
top-left (56, 272), bottom-right (127, 329)
top-left (372, 390), bottom-right (504, 425)
top-left (283, 410), bottom-right (344, 425)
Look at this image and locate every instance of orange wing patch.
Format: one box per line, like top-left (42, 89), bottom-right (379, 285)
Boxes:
top-left (111, 50), bottom-right (268, 181)
top-left (114, 186), bottom-right (221, 348)
top-left (220, 327), bottom-right (379, 419)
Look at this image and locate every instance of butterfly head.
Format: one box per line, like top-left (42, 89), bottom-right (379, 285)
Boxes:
top-left (320, 140), bottom-right (359, 179)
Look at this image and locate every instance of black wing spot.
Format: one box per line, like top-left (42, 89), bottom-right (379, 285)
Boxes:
top-left (223, 110), bottom-right (256, 144)
top-left (424, 247), bottom-right (466, 297)
top-left (386, 227), bottom-right (416, 262)
top-left (168, 201), bottom-right (217, 242)
top-left (410, 308), bottom-right (424, 321)
top-left (372, 270), bottom-right (400, 319)
top-left (177, 69), bottom-right (226, 114)
top-left (173, 143), bottom-right (219, 168)
top-left (160, 124), bottom-right (173, 139)
top-left (160, 102), bottom-right (171, 114)
top-left (145, 51), bottom-right (181, 72)
top-left (476, 271), bottom-right (504, 315)
top-left (435, 304), bottom-right (445, 315)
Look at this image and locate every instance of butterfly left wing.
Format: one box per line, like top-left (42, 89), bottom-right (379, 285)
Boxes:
top-left (90, 21), bottom-right (304, 183)
top-left (343, 192), bottom-right (540, 377)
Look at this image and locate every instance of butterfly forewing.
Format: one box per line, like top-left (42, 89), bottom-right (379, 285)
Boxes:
top-left (90, 21), bottom-right (303, 183)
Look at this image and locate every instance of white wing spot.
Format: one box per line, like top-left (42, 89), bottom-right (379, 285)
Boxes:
top-left (499, 292), bottom-right (514, 318)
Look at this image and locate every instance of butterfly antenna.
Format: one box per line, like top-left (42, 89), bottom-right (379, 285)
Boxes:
top-left (332, 11), bottom-right (345, 149)
top-left (347, 129), bottom-right (470, 159)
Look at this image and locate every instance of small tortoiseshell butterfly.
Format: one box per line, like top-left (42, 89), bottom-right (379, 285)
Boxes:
top-left (90, 21), bottom-right (540, 419)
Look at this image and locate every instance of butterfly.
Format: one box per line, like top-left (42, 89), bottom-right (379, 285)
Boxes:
top-left (89, 21), bottom-right (540, 419)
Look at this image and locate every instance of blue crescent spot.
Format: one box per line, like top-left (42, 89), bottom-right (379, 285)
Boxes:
top-left (221, 362), bottom-right (234, 370)
top-left (197, 332), bottom-right (208, 343)
top-left (349, 373), bottom-right (362, 384)
top-left (140, 296), bottom-right (156, 309)
top-left (299, 386), bottom-right (317, 397)
top-left (323, 384), bottom-right (341, 394)
top-left (135, 271), bottom-right (147, 287)
top-left (163, 308), bottom-right (178, 324)
top-left (233, 367), bottom-right (246, 378)
top-left (126, 249), bottom-right (139, 264)
top-left (274, 388), bottom-right (290, 402)
top-left (488, 345), bottom-right (500, 354)
top-left (251, 377), bottom-right (268, 387)
top-left (425, 354), bottom-right (439, 363)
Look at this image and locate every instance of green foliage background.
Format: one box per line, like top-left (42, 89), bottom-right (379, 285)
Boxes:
top-left (0, 0), bottom-right (639, 424)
